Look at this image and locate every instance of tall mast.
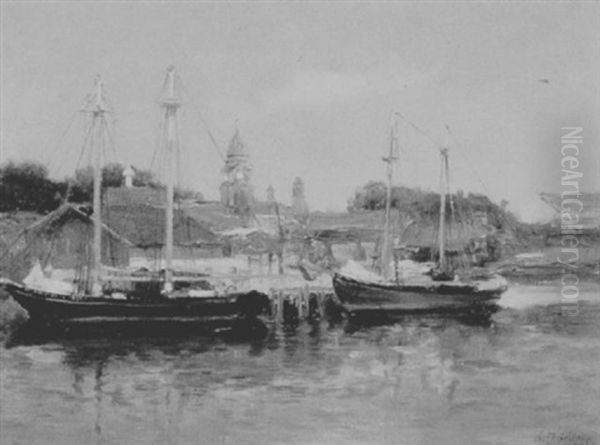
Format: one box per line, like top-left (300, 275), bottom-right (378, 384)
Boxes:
top-left (85, 75), bottom-right (108, 296)
top-left (159, 65), bottom-right (182, 293)
top-left (381, 114), bottom-right (398, 280)
top-left (438, 147), bottom-right (449, 270)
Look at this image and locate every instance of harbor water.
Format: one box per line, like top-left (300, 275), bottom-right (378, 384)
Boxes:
top-left (1, 281), bottom-right (599, 445)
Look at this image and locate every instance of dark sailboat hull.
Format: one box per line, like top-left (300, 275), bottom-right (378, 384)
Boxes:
top-left (2, 281), bottom-right (269, 324)
top-left (332, 272), bottom-right (506, 314)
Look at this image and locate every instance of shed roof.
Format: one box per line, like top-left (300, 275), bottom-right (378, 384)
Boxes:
top-left (103, 206), bottom-right (220, 248)
top-left (26, 204), bottom-right (133, 247)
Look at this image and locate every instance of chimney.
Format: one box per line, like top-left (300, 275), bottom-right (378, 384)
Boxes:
top-left (123, 165), bottom-right (135, 188)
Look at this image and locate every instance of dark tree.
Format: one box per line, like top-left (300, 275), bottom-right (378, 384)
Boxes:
top-left (102, 163), bottom-right (125, 187)
top-left (348, 181), bottom-right (517, 232)
top-left (0, 161), bottom-right (66, 212)
top-left (132, 167), bottom-right (160, 188)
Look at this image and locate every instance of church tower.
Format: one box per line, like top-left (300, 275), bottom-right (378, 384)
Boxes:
top-left (292, 176), bottom-right (309, 224)
top-left (220, 127), bottom-right (254, 212)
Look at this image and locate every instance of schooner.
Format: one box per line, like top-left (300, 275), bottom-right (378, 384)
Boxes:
top-left (332, 115), bottom-right (508, 313)
top-left (0, 67), bottom-right (269, 324)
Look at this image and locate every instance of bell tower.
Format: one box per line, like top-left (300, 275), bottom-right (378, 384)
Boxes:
top-left (220, 127), bottom-right (253, 210)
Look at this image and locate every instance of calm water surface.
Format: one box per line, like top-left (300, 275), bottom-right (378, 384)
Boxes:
top-left (1, 281), bottom-right (599, 445)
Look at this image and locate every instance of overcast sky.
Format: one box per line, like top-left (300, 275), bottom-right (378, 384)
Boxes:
top-left (2, 1), bottom-right (599, 221)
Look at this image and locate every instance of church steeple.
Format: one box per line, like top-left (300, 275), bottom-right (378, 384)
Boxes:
top-left (222, 126), bottom-right (250, 178)
top-left (220, 125), bottom-right (254, 213)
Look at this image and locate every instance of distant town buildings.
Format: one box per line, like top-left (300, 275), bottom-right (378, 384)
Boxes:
top-left (105, 127), bottom-right (318, 249)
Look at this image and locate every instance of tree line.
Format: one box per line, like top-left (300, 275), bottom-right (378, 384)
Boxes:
top-left (0, 161), bottom-right (202, 213)
top-left (347, 180), bottom-right (517, 230)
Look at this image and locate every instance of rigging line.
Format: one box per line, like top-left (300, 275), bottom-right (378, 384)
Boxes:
top-left (101, 84), bottom-right (115, 112)
top-left (77, 117), bottom-right (96, 170)
top-left (64, 118), bottom-right (96, 203)
top-left (43, 108), bottom-right (80, 169)
top-left (395, 112), bottom-right (444, 151)
top-left (48, 88), bottom-right (101, 171)
top-left (157, 71), bottom-right (170, 103)
top-left (150, 109), bottom-right (166, 172)
top-left (445, 147), bottom-right (454, 240)
top-left (98, 116), bottom-right (109, 167)
top-left (0, 203), bottom-right (57, 263)
top-left (101, 120), bottom-right (111, 176)
top-left (102, 114), bottom-right (118, 164)
top-left (48, 114), bottom-right (87, 176)
top-left (40, 229), bottom-right (58, 269)
top-left (446, 125), bottom-right (516, 231)
top-left (433, 151), bottom-right (444, 252)
top-left (177, 80), bottom-right (225, 162)
top-left (445, 125), bottom-right (491, 196)
top-left (176, 111), bottom-right (183, 193)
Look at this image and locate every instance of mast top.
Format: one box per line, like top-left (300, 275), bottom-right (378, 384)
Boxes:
top-left (383, 112), bottom-right (399, 164)
top-left (159, 65), bottom-right (182, 108)
top-left (441, 124), bottom-right (451, 154)
top-left (82, 74), bottom-right (108, 113)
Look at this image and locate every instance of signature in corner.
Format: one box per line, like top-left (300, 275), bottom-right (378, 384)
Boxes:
top-left (535, 430), bottom-right (596, 445)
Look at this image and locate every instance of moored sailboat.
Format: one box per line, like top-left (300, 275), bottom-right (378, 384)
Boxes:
top-left (0, 67), bottom-right (269, 324)
top-left (332, 116), bottom-right (508, 313)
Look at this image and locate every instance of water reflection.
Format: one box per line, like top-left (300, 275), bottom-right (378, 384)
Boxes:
top-left (343, 304), bottom-right (500, 333)
top-left (2, 289), bottom-right (599, 445)
top-left (6, 317), bottom-right (269, 348)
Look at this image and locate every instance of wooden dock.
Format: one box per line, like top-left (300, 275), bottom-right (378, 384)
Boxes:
top-left (212, 273), bottom-right (340, 323)
top-left (267, 285), bottom-right (339, 323)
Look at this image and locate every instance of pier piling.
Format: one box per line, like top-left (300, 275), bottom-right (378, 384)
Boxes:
top-left (265, 286), bottom-right (334, 324)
